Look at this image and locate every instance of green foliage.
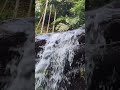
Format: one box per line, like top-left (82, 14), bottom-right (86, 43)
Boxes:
top-left (0, 0), bottom-right (85, 32)
top-left (56, 22), bottom-right (69, 31)
top-left (0, 0), bottom-right (34, 21)
top-left (55, 0), bottom-right (85, 31)
top-left (35, 0), bottom-right (85, 33)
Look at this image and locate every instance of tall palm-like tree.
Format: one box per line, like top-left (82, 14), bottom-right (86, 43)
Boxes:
top-left (41, 0), bottom-right (49, 33)
top-left (46, 5), bottom-right (52, 33)
top-left (27, 0), bottom-right (33, 17)
top-left (52, 7), bottom-right (56, 32)
top-left (13, 0), bottom-right (20, 18)
top-left (0, 0), bottom-right (8, 15)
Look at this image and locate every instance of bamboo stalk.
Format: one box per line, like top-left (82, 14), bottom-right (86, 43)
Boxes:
top-left (46, 5), bottom-right (52, 33)
top-left (13, 0), bottom-right (20, 18)
top-left (27, 0), bottom-right (33, 17)
top-left (41, 0), bottom-right (49, 34)
top-left (0, 0), bottom-right (8, 15)
top-left (52, 9), bottom-right (56, 32)
top-left (36, 13), bottom-right (44, 31)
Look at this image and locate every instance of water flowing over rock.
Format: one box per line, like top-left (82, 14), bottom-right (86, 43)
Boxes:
top-left (86, 1), bottom-right (120, 90)
top-left (35, 28), bottom-right (85, 90)
top-left (0, 18), bottom-right (34, 90)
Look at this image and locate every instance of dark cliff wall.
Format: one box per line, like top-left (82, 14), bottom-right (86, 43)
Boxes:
top-left (0, 18), bottom-right (34, 90)
top-left (86, 1), bottom-right (120, 90)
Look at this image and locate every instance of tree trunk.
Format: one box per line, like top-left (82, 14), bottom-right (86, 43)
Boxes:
top-left (13, 0), bottom-right (20, 18)
top-left (0, 0), bottom-right (8, 15)
top-left (41, 0), bottom-right (49, 34)
top-left (52, 9), bottom-right (56, 32)
top-left (36, 13), bottom-right (44, 31)
top-left (27, 0), bottom-right (33, 17)
top-left (46, 5), bottom-right (52, 33)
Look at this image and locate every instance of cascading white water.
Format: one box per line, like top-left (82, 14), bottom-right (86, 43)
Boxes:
top-left (35, 28), bottom-right (85, 90)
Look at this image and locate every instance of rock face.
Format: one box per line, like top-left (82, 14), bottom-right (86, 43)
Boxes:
top-left (86, 1), bottom-right (120, 90)
top-left (35, 28), bottom-right (85, 90)
top-left (0, 18), bottom-right (34, 90)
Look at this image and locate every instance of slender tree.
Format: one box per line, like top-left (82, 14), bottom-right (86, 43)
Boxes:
top-left (46, 5), bottom-right (52, 33)
top-left (52, 8), bottom-right (56, 32)
top-left (41, 0), bottom-right (49, 33)
top-left (27, 0), bottom-right (33, 17)
top-left (13, 0), bottom-right (20, 18)
top-left (36, 13), bottom-right (44, 31)
top-left (0, 0), bottom-right (8, 15)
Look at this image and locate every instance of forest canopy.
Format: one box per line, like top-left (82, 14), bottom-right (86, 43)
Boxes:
top-left (0, 0), bottom-right (85, 34)
top-left (0, 0), bottom-right (115, 34)
top-left (35, 0), bottom-right (85, 34)
top-left (0, 0), bottom-right (34, 21)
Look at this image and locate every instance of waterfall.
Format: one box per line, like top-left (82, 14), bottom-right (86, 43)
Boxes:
top-left (35, 28), bottom-right (85, 90)
top-left (0, 18), bottom-right (34, 90)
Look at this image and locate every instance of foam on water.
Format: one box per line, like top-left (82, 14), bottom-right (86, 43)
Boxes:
top-left (35, 28), bottom-right (84, 90)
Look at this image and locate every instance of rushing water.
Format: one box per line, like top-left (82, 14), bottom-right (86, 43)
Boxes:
top-left (35, 28), bottom-right (85, 90)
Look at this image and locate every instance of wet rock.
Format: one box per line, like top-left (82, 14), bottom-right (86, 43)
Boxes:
top-left (35, 40), bottom-right (46, 58)
top-left (35, 40), bottom-right (46, 46)
top-left (86, 1), bottom-right (120, 90)
top-left (0, 18), bottom-right (34, 90)
top-left (77, 33), bottom-right (85, 44)
top-left (0, 29), bottom-right (27, 85)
